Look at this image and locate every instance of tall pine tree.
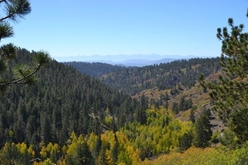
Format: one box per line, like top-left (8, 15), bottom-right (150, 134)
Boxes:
top-left (200, 11), bottom-right (248, 143)
top-left (193, 109), bottom-right (212, 148)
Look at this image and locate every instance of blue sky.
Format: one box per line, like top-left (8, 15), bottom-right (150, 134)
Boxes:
top-left (2, 0), bottom-right (248, 61)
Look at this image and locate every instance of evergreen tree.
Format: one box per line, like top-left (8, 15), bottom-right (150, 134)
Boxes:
top-left (164, 99), bottom-right (169, 110)
top-left (164, 92), bottom-right (169, 110)
top-left (193, 109), bottom-right (212, 148)
top-left (0, 0), bottom-right (49, 93)
top-left (136, 95), bottom-right (148, 124)
top-left (40, 114), bottom-right (51, 144)
top-left (200, 11), bottom-right (248, 143)
top-left (172, 102), bottom-right (179, 114)
top-left (179, 132), bottom-right (193, 152)
top-left (78, 141), bottom-right (95, 165)
top-left (190, 106), bottom-right (197, 123)
top-left (97, 141), bottom-right (108, 165)
top-left (110, 116), bottom-right (117, 133)
top-left (179, 96), bottom-right (186, 111)
top-left (93, 135), bottom-right (102, 159)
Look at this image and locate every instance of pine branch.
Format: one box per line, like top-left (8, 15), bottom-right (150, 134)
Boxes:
top-left (0, 64), bottom-right (41, 86)
top-left (0, 13), bottom-right (14, 22)
top-left (0, 0), bottom-right (31, 22)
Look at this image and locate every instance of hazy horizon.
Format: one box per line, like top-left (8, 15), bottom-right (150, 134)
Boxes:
top-left (55, 53), bottom-right (210, 62)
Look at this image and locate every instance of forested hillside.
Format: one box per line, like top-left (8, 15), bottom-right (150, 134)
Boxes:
top-left (2, 0), bottom-right (248, 164)
top-left (67, 58), bottom-right (221, 113)
top-left (1, 49), bottom-right (248, 164)
top-left (0, 48), bottom-right (148, 147)
top-left (64, 62), bottom-right (124, 77)
top-left (98, 58), bottom-right (220, 95)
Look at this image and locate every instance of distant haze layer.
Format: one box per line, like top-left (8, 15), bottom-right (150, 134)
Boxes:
top-left (55, 54), bottom-right (200, 62)
top-left (55, 54), bottom-right (213, 67)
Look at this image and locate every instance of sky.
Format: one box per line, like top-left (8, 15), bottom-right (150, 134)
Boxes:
top-left (2, 0), bottom-right (248, 61)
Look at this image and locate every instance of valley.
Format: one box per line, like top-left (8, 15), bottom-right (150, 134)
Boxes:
top-left (0, 48), bottom-right (246, 164)
top-left (0, 0), bottom-right (247, 164)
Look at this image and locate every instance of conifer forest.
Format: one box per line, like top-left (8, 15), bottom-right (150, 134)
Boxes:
top-left (1, 0), bottom-right (248, 164)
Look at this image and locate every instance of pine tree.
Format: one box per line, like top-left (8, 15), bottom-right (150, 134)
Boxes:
top-left (93, 135), bottom-right (102, 159)
top-left (172, 102), bottom-right (179, 114)
top-left (193, 109), bottom-right (212, 148)
top-left (40, 113), bottom-right (51, 144)
top-left (136, 95), bottom-right (148, 124)
top-left (96, 141), bottom-right (108, 165)
top-left (110, 116), bottom-right (117, 133)
top-left (164, 92), bottom-right (169, 110)
top-left (200, 11), bottom-right (248, 143)
top-left (190, 106), bottom-right (196, 123)
top-left (179, 132), bottom-right (193, 152)
top-left (0, 0), bottom-right (49, 93)
top-left (78, 141), bottom-right (95, 165)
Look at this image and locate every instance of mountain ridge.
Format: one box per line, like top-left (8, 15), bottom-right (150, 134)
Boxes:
top-left (56, 54), bottom-right (208, 66)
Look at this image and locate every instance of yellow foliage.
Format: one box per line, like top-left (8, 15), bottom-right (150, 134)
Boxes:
top-left (40, 146), bottom-right (47, 158)
top-left (140, 147), bottom-right (233, 165)
top-left (28, 146), bottom-right (35, 157)
top-left (131, 149), bottom-right (142, 165)
top-left (16, 142), bottom-right (26, 154)
top-left (46, 142), bottom-right (53, 152)
top-left (67, 131), bottom-right (77, 144)
top-left (57, 159), bottom-right (66, 165)
top-left (42, 158), bottom-right (56, 165)
top-left (61, 145), bottom-right (67, 155)
top-left (33, 161), bottom-right (40, 165)
top-left (106, 149), bottom-right (114, 165)
top-left (116, 131), bottom-right (129, 150)
top-left (104, 115), bottom-right (112, 125)
top-left (117, 163), bottom-right (126, 165)
top-left (87, 132), bottom-right (98, 152)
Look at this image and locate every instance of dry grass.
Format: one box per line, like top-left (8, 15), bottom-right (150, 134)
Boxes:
top-left (132, 71), bottom-right (225, 132)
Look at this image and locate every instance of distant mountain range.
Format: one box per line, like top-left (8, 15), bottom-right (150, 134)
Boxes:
top-left (55, 54), bottom-right (198, 66)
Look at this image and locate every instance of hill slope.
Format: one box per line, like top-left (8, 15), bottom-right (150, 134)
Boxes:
top-left (0, 48), bottom-right (147, 146)
top-left (63, 61), bottom-right (125, 77)
top-left (99, 58), bottom-right (220, 96)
